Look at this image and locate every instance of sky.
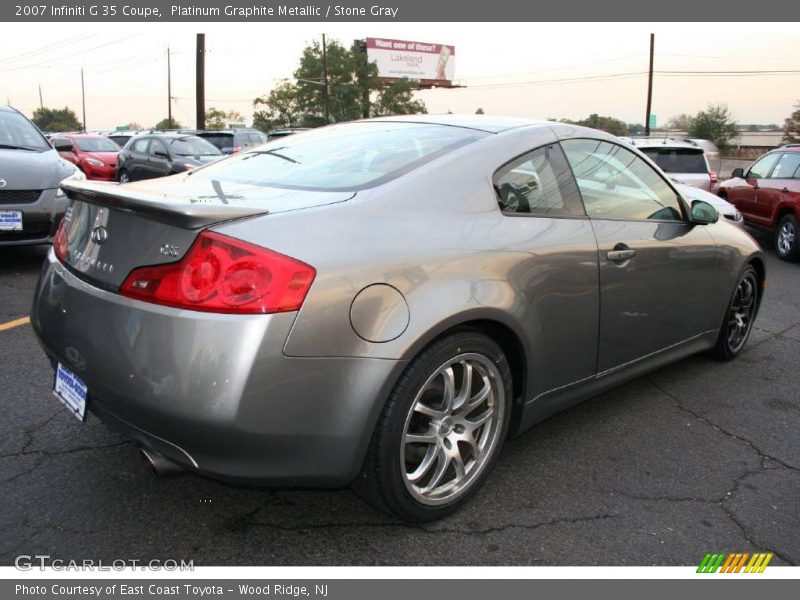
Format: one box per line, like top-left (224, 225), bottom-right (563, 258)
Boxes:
top-left (1, 22), bottom-right (798, 130)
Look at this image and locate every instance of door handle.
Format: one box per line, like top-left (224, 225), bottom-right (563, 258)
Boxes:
top-left (782, 187), bottom-right (790, 193)
top-left (607, 245), bottom-right (636, 262)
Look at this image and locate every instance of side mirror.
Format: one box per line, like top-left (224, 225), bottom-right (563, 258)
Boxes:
top-left (690, 200), bottom-right (719, 225)
top-left (731, 167), bottom-right (745, 179)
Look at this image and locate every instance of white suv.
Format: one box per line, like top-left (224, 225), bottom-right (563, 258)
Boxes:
top-left (628, 138), bottom-right (717, 192)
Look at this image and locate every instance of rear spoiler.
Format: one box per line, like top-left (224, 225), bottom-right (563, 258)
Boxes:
top-left (62, 180), bottom-right (270, 229)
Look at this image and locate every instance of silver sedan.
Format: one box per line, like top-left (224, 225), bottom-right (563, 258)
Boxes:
top-left (32, 116), bottom-right (764, 522)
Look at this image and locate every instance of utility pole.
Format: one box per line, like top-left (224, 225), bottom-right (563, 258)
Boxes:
top-left (196, 33), bottom-right (205, 130)
top-left (80, 68), bottom-right (86, 132)
top-left (322, 33), bottom-right (330, 124)
top-left (645, 33), bottom-right (654, 136)
top-left (38, 84), bottom-right (43, 110)
top-left (167, 46), bottom-right (173, 128)
top-left (354, 39), bottom-right (370, 119)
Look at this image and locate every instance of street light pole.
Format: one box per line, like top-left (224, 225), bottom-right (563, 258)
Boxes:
top-left (322, 33), bottom-right (330, 124)
top-left (80, 68), bottom-right (86, 132)
top-left (167, 46), bottom-right (173, 128)
top-left (645, 33), bottom-right (654, 136)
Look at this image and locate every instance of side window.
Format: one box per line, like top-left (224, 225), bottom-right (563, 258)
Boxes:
top-left (131, 138), bottom-right (149, 154)
top-left (493, 144), bottom-right (585, 217)
top-left (747, 153), bottom-right (780, 179)
top-left (561, 138), bottom-right (684, 222)
top-left (149, 139), bottom-right (168, 156)
top-left (771, 153), bottom-right (800, 179)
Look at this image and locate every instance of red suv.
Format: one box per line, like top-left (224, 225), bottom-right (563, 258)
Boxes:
top-left (718, 144), bottom-right (800, 261)
top-left (51, 134), bottom-right (119, 181)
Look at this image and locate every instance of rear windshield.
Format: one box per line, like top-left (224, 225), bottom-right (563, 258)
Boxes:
top-left (640, 148), bottom-right (708, 174)
top-left (0, 110), bottom-right (50, 151)
top-left (196, 133), bottom-right (233, 149)
top-left (75, 137), bottom-right (120, 152)
top-left (169, 136), bottom-right (222, 156)
top-left (190, 122), bottom-right (488, 191)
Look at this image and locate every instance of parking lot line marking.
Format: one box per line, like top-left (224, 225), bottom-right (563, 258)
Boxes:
top-left (0, 316), bottom-right (30, 332)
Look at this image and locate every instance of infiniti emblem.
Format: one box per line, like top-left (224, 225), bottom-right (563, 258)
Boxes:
top-left (0, 179), bottom-right (6, 188)
top-left (91, 226), bottom-right (108, 244)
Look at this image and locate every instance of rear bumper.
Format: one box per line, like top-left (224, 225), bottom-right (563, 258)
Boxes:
top-left (31, 251), bottom-right (406, 486)
top-left (0, 188), bottom-right (66, 246)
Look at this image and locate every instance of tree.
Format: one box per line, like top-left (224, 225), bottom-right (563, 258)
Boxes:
top-left (475, 108), bottom-right (485, 115)
top-left (783, 101), bottom-right (800, 144)
top-left (561, 114), bottom-right (628, 136)
top-left (688, 103), bottom-right (739, 151)
top-left (204, 108), bottom-right (245, 130)
top-left (667, 113), bottom-right (694, 131)
top-left (253, 37), bottom-right (426, 128)
top-left (31, 107), bottom-right (82, 132)
top-left (153, 117), bottom-right (181, 130)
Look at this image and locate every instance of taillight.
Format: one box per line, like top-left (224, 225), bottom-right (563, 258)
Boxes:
top-left (710, 171), bottom-right (718, 189)
top-left (232, 145), bottom-right (242, 153)
top-left (53, 218), bottom-right (68, 262)
top-left (120, 231), bottom-right (315, 314)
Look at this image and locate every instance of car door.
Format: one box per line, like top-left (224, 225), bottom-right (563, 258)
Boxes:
top-left (126, 137), bottom-right (151, 181)
top-left (492, 142), bottom-right (600, 398)
top-left (560, 138), bottom-right (720, 373)
top-left (728, 152), bottom-right (780, 223)
top-left (146, 138), bottom-right (172, 179)
top-left (754, 152), bottom-right (800, 227)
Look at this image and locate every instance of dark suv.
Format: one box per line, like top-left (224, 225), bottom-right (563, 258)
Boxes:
top-left (718, 144), bottom-right (800, 261)
top-left (191, 129), bottom-right (267, 155)
top-left (116, 133), bottom-right (222, 183)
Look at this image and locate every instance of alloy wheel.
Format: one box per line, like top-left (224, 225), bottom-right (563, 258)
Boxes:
top-left (400, 353), bottom-right (505, 506)
top-left (777, 220), bottom-right (795, 256)
top-left (726, 273), bottom-right (757, 353)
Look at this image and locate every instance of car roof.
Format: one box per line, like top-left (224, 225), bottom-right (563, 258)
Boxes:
top-left (366, 114), bottom-right (546, 133)
top-left (628, 137), bottom-right (702, 150)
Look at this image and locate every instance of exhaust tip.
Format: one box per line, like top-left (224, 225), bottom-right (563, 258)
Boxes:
top-left (140, 448), bottom-right (184, 477)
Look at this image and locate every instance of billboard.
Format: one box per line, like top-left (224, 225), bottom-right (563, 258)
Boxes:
top-left (366, 37), bottom-right (455, 84)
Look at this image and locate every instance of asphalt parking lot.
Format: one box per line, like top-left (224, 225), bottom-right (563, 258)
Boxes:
top-left (1, 229), bottom-right (798, 567)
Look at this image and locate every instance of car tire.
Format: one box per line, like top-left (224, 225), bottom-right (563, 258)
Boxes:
top-left (354, 329), bottom-right (513, 522)
top-left (118, 169), bottom-right (130, 184)
top-left (775, 214), bottom-right (799, 262)
top-left (709, 265), bottom-right (759, 361)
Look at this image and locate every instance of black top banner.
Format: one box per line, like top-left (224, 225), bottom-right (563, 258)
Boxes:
top-left (3, 0), bottom-right (800, 21)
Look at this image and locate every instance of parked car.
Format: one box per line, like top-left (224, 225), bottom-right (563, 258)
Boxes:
top-left (717, 144), bottom-right (800, 261)
top-left (192, 128), bottom-right (267, 154)
top-left (116, 133), bottom-right (222, 183)
top-left (686, 138), bottom-right (721, 170)
top-left (0, 105), bottom-right (84, 245)
top-left (33, 116), bottom-right (764, 521)
top-left (629, 138), bottom-right (717, 192)
top-left (51, 134), bottom-right (119, 181)
top-left (674, 182), bottom-right (744, 227)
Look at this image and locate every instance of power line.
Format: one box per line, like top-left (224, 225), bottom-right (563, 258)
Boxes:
top-left (0, 34), bottom-right (95, 66)
top-left (0, 35), bottom-right (141, 73)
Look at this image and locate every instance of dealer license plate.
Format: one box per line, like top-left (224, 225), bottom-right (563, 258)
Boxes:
top-left (0, 210), bottom-right (23, 231)
top-left (53, 363), bottom-right (88, 422)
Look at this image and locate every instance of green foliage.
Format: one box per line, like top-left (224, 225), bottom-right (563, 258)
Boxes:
top-left (666, 113), bottom-right (694, 130)
top-left (475, 107), bottom-right (485, 115)
top-left (204, 107), bottom-right (244, 130)
top-left (559, 114), bottom-right (629, 136)
top-left (153, 117), bottom-right (181, 130)
top-left (783, 101), bottom-right (800, 144)
top-left (252, 38), bottom-right (426, 129)
top-left (31, 106), bottom-right (82, 132)
top-left (687, 103), bottom-right (739, 151)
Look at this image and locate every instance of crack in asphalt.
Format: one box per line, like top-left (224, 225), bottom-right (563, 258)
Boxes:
top-left (227, 510), bottom-right (621, 537)
top-left (745, 322), bottom-right (800, 353)
top-left (647, 377), bottom-right (798, 565)
top-left (648, 378), bottom-right (798, 471)
top-left (0, 441), bottom-right (134, 484)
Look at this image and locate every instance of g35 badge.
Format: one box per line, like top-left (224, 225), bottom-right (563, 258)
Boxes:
top-left (159, 244), bottom-right (180, 258)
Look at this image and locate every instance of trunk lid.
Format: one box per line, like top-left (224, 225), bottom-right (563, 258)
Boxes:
top-left (59, 177), bottom-right (354, 290)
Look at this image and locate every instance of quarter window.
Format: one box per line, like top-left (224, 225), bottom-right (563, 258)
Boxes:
top-left (747, 153), bottom-right (780, 179)
top-left (561, 139), bottom-right (684, 221)
top-left (771, 153), bottom-right (800, 179)
top-left (493, 144), bottom-right (584, 217)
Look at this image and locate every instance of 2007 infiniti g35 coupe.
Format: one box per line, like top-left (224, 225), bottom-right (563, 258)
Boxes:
top-left (32, 116), bottom-right (764, 522)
